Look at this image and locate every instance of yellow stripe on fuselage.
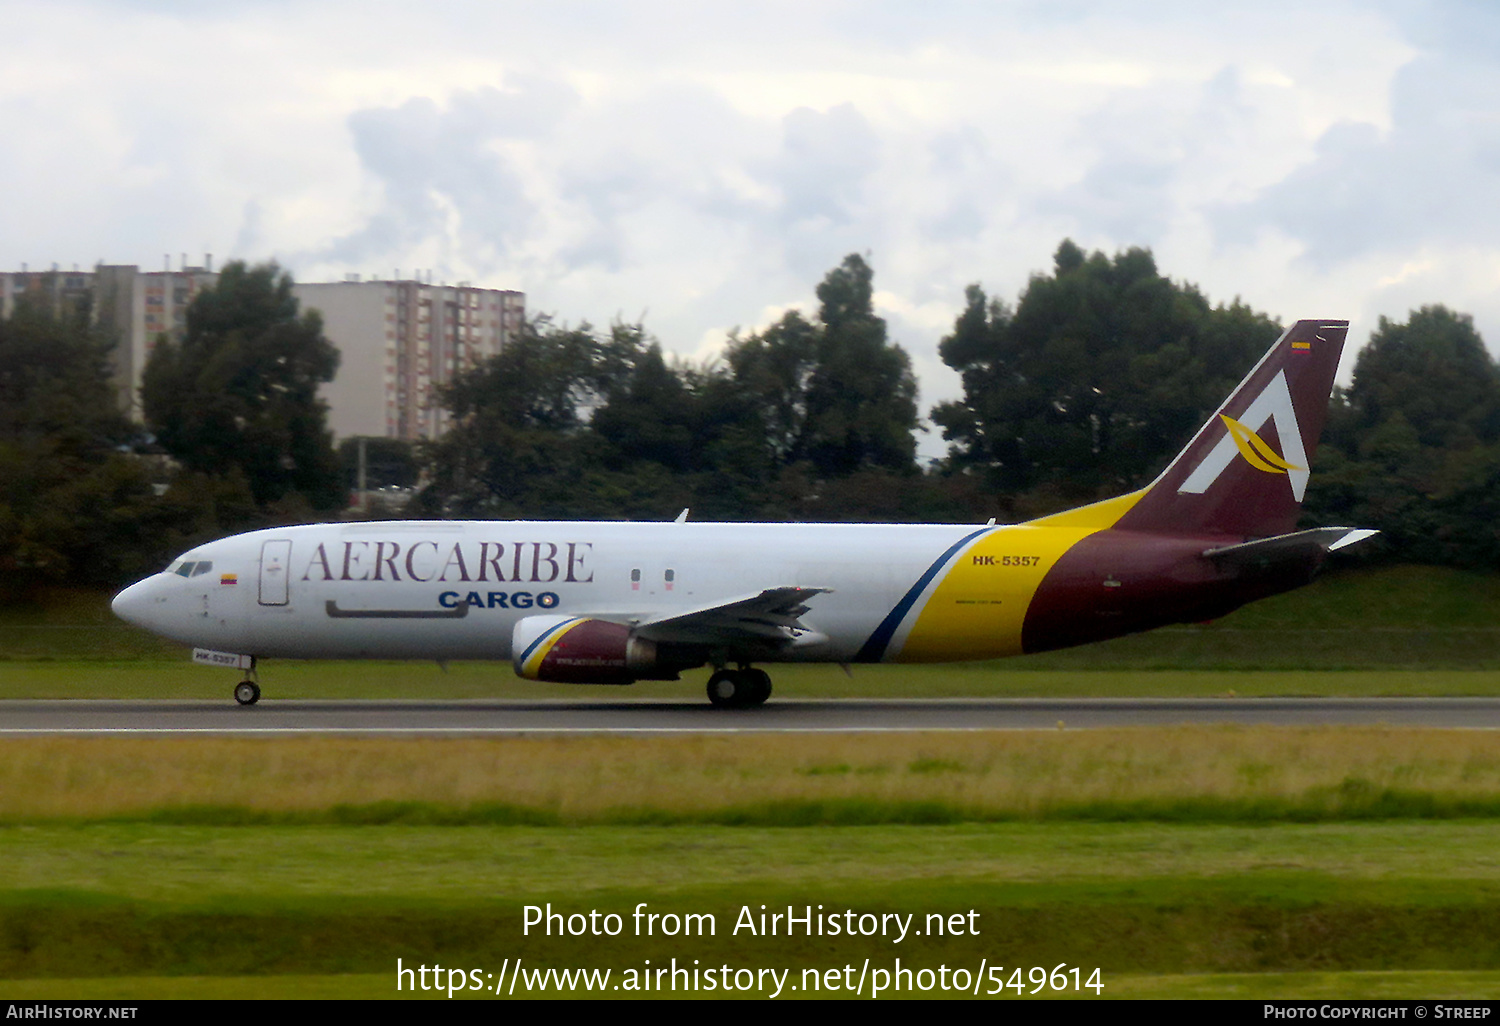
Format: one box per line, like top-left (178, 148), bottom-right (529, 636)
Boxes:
top-left (1023, 487), bottom-right (1146, 529)
top-left (894, 524), bottom-right (1094, 661)
top-left (894, 488), bottom-right (1147, 663)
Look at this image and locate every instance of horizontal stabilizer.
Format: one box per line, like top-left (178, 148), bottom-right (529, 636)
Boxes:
top-left (1202, 527), bottom-right (1379, 565)
top-left (1327, 528), bottom-right (1380, 551)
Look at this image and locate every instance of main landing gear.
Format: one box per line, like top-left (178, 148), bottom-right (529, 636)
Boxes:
top-left (234, 659), bottom-right (261, 706)
top-left (706, 667), bottom-right (772, 709)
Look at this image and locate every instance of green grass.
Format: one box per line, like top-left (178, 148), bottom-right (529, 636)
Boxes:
top-left (0, 588), bottom-right (181, 660)
top-left (7, 822), bottom-right (1500, 900)
top-left (5, 824), bottom-right (1500, 981)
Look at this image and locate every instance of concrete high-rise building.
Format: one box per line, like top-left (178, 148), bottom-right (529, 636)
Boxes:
top-left (0, 264), bottom-right (95, 321)
top-left (92, 259), bottom-right (219, 416)
top-left (0, 258), bottom-right (523, 442)
top-left (293, 278), bottom-right (525, 441)
top-left (1, 259), bottom-right (218, 416)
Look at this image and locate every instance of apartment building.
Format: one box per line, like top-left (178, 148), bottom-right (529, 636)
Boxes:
top-left (0, 259), bottom-right (219, 415)
top-left (1, 258), bottom-right (523, 441)
top-left (294, 277), bottom-right (525, 441)
top-left (0, 264), bottom-right (95, 321)
top-left (93, 260), bottom-right (220, 415)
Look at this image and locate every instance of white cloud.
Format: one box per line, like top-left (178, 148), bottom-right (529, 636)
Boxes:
top-left (5, 0), bottom-right (1500, 462)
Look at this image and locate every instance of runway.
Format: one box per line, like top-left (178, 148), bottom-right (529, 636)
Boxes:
top-left (2, 697), bottom-right (1500, 733)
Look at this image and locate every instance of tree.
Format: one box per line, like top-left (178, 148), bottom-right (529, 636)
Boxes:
top-left (590, 330), bottom-right (697, 474)
top-left (805, 254), bottom-right (920, 476)
top-left (423, 255), bottom-right (926, 522)
top-left (725, 253), bottom-right (920, 479)
top-left (933, 240), bottom-right (1281, 506)
top-left (0, 300), bottom-right (167, 591)
top-left (142, 262), bottom-right (343, 511)
top-left (929, 284), bottom-right (1018, 486)
top-left (1342, 306), bottom-right (1500, 449)
top-left (1304, 306), bottom-right (1500, 566)
top-left (421, 316), bottom-right (613, 517)
top-left (723, 311), bottom-right (819, 467)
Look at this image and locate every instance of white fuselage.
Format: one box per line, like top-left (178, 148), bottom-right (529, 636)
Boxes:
top-left (112, 520), bottom-right (988, 663)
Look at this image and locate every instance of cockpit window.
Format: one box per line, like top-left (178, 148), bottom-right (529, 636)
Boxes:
top-left (173, 561), bottom-right (195, 577)
top-left (189, 561), bottom-right (213, 577)
top-left (171, 560), bottom-right (213, 578)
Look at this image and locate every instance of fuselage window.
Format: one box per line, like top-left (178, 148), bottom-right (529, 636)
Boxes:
top-left (631, 568), bottom-right (641, 590)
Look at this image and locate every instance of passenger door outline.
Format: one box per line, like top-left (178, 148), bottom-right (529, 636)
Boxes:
top-left (259, 540), bottom-right (292, 606)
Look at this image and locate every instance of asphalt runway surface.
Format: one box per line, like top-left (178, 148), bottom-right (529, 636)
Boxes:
top-left (3, 697), bottom-right (1500, 734)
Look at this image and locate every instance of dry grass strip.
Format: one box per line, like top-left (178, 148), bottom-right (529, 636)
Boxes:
top-left (3, 727), bottom-right (1500, 822)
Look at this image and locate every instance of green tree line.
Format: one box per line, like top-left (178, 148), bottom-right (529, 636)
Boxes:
top-left (0, 263), bottom-right (343, 598)
top-left (2, 247), bottom-right (1497, 595)
top-left (417, 253), bottom-right (936, 522)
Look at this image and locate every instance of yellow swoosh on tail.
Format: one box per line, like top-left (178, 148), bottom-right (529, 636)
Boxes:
top-left (1220, 414), bottom-right (1304, 474)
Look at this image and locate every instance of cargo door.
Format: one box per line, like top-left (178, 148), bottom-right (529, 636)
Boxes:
top-left (259, 540), bottom-right (292, 606)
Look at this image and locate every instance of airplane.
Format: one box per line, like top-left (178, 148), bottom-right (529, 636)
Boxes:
top-left (112, 319), bottom-right (1375, 708)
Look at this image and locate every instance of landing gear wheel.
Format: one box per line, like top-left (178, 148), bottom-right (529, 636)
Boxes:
top-left (706, 670), bottom-right (742, 708)
top-left (706, 668), bottom-right (772, 709)
top-left (234, 680), bottom-right (261, 706)
top-left (744, 668), bottom-right (772, 707)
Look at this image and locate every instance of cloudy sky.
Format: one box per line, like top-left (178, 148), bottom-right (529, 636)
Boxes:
top-left (3, 1), bottom-right (1496, 456)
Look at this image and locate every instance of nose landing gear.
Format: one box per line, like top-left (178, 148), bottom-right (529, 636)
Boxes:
top-left (706, 667), bottom-right (772, 709)
top-left (233, 658), bottom-right (261, 706)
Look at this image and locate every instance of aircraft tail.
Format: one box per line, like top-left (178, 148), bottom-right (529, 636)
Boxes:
top-left (1032, 319), bottom-right (1349, 538)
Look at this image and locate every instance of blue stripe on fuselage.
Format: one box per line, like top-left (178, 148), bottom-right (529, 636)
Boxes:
top-left (853, 526), bottom-right (994, 663)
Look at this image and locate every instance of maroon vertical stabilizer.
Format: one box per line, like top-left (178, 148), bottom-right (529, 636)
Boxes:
top-left (1113, 319), bottom-right (1348, 539)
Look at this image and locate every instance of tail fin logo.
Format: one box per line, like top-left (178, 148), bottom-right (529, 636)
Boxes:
top-left (1219, 414), bottom-right (1305, 475)
top-left (1178, 369), bottom-right (1310, 500)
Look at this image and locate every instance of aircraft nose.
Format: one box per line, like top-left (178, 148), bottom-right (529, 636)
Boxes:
top-left (111, 576), bottom-right (164, 630)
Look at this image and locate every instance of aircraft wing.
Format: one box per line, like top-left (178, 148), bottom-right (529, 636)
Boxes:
top-left (629, 586), bottom-right (833, 646)
top-left (1203, 527), bottom-right (1378, 566)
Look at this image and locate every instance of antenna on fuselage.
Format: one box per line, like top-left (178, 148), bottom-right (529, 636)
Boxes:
top-left (674, 509), bottom-right (689, 523)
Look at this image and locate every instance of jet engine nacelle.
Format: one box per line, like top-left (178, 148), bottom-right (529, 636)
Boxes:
top-left (512, 615), bottom-right (690, 684)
